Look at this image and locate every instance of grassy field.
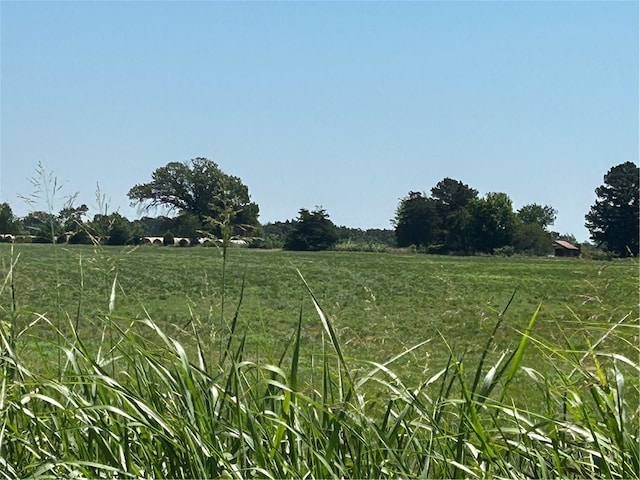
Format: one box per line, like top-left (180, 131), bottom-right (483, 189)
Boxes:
top-left (1, 243), bottom-right (638, 477)
top-left (3, 244), bottom-right (636, 372)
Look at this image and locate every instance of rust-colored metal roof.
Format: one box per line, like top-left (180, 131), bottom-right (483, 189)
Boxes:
top-left (553, 240), bottom-right (579, 250)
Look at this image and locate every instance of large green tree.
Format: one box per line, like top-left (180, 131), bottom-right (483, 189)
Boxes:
top-left (89, 213), bottom-right (135, 246)
top-left (21, 211), bottom-right (62, 241)
top-left (517, 204), bottom-right (557, 229)
top-left (285, 208), bottom-right (338, 251)
top-left (59, 204), bottom-right (89, 234)
top-left (393, 192), bottom-right (440, 248)
top-left (470, 192), bottom-right (517, 253)
top-left (128, 158), bottom-right (260, 237)
top-left (585, 162), bottom-right (639, 257)
top-left (430, 178), bottom-right (478, 252)
top-left (0, 203), bottom-right (20, 234)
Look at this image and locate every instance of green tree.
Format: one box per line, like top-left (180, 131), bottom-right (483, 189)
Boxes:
top-left (90, 213), bottom-right (134, 245)
top-left (431, 178), bottom-right (479, 214)
top-left (171, 212), bottom-right (201, 240)
top-left (471, 192), bottom-right (517, 253)
top-left (21, 211), bottom-right (62, 241)
top-left (430, 178), bottom-right (478, 252)
top-left (132, 216), bottom-right (174, 237)
top-left (163, 231), bottom-right (175, 246)
top-left (0, 203), bottom-right (20, 234)
top-left (517, 204), bottom-right (557, 229)
top-left (585, 162), bottom-right (639, 257)
top-left (262, 221), bottom-right (297, 249)
top-left (59, 204), bottom-right (89, 234)
top-left (285, 208), bottom-right (338, 251)
top-left (128, 157), bottom-right (260, 237)
top-left (512, 223), bottom-right (553, 256)
top-left (393, 192), bottom-right (440, 248)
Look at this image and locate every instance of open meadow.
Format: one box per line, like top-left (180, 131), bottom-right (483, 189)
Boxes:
top-left (1, 243), bottom-right (638, 478)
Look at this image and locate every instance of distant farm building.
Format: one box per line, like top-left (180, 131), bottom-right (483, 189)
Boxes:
top-left (553, 240), bottom-right (580, 257)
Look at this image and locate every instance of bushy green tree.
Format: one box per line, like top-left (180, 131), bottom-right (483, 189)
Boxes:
top-left (58, 204), bottom-right (89, 234)
top-left (393, 192), bottom-right (440, 248)
top-left (285, 208), bottom-right (338, 251)
top-left (21, 211), bottom-right (62, 241)
top-left (90, 213), bottom-right (134, 245)
top-left (517, 204), bottom-right (557, 229)
top-left (513, 223), bottom-right (553, 256)
top-left (0, 203), bottom-right (20, 234)
top-left (163, 231), bottom-right (175, 246)
top-left (585, 162), bottom-right (639, 257)
top-left (132, 216), bottom-right (174, 237)
top-left (471, 193), bottom-right (517, 253)
top-left (430, 178), bottom-right (478, 252)
top-left (128, 157), bottom-right (260, 237)
top-left (262, 221), bottom-right (296, 249)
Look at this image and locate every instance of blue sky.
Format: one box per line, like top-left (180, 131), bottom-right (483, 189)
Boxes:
top-left (1, 1), bottom-right (637, 241)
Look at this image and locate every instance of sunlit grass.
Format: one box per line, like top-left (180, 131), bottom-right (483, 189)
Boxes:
top-left (0, 244), bottom-right (638, 477)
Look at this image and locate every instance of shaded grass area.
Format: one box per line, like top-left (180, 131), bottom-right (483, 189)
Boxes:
top-left (0, 244), bottom-right (638, 477)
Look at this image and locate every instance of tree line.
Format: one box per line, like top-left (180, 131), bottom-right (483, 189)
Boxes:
top-left (0, 158), bottom-right (637, 257)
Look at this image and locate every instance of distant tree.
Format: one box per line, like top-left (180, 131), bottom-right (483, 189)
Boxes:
top-left (132, 216), bottom-right (174, 237)
top-left (21, 211), bottom-right (62, 241)
top-left (128, 157), bottom-right (260, 237)
top-left (430, 178), bottom-right (478, 252)
top-left (585, 162), bottom-right (639, 257)
top-left (471, 192), bottom-right (517, 253)
top-left (90, 213), bottom-right (134, 245)
top-left (0, 203), bottom-right (20, 234)
top-left (393, 192), bottom-right (440, 248)
top-left (512, 223), bottom-right (553, 256)
top-left (58, 204), bottom-right (89, 234)
top-left (285, 208), bottom-right (338, 251)
top-left (517, 204), bottom-right (557, 229)
top-left (261, 221), bottom-right (297, 249)
top-left (336, 226), bottom-right (396, 247)
top-left (431, 178), bottom-right (479, 214)
top-left (171, 212), bottom-right (201, 240)
top-left (68, 229), bottom-right (92, 245)
top-left (163, 231), bottom-right (175, 246)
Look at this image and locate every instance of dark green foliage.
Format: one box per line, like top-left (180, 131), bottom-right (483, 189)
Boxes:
top-left (163, 231), bottom-right (175, 246)
top-left (394, 180), bottom-right (523, 255)
top-left (585, 161), bottom-right (639, 257)
top-left (394, 192), bottom-right (440, 248)
top-left (132, 216), bottom-right (174, 236)
top-left (431, 178), bottom-right (478, 252)
top-left (0, 202), bottom-right (20, 234)
top-left (513, 223), bottom-right (553, 256)
top-left (262, 221), bottom-right (296, 248)
top-left (21, 211), bottom-right (62, 240)
top-left (128, 157), bottom-right (260, 237)
top-left (285, 208), bottom-right (338, 251)
top-left (91, 213), bottom-right (134, 245)
top-left (517, 203), bottom-right (557, 228)
top-left (67, 229), bottom-right (92, 245)
top-left (58, 204), bottom-right (88, 234)
top-left (171, 212), bottom-right (200, 239)
top-left (470, 192), bottom-right (517, 253)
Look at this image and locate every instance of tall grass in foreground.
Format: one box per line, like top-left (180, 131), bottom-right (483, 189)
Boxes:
top-left (0, 260), bottom-right (638, 478)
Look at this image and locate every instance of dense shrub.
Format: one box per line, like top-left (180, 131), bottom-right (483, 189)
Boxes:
top-left (163, 231), bottom-right (175, 246)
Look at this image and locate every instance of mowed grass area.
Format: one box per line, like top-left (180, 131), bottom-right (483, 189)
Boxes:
top-left (1, 243), bottom-right (638, 478)
top-left (2, 244), bottom-right (637, 392)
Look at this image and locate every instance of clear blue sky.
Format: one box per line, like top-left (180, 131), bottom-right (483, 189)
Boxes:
top-left (1, 1), bottom-right (638, 241)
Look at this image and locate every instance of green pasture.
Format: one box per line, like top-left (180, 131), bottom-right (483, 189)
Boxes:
top-left (1, 243), bottom-right (638, 478)
top-left (2, 243), bottom-right (637, 387)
